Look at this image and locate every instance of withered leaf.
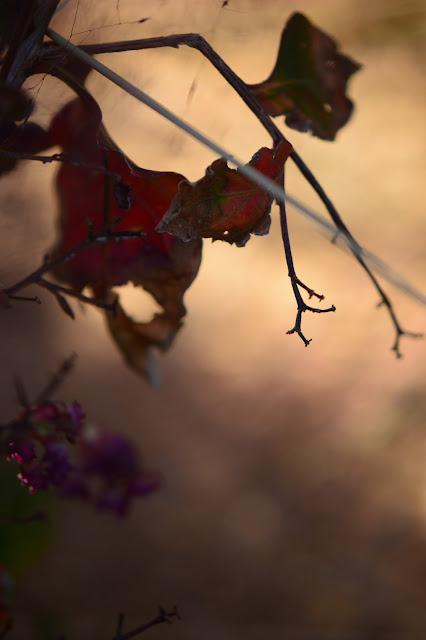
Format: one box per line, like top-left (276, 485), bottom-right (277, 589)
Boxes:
top-left (48, 91), bottom-right (201, 381)
top-left (103, 293), bottom-right (180, 387)
top-left (156, 140), bottom-right (292, 247)
top-left (248, 12), bottom-right (361, 140)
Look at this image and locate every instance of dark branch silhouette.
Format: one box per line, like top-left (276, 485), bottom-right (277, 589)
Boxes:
top-left (111, 606), bottom-right (181, 640)
top-left (40, 32), bottom-right (420, 353)
top-left (3, 220), bottom-right (145, 317)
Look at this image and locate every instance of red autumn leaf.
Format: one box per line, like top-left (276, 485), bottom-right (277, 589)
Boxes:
top-left (47, 91), bottom-right (201, 381)
top-left (156, 140), bottom-right (292, 247)
top-left (248, 12), bottom-right (361, 141)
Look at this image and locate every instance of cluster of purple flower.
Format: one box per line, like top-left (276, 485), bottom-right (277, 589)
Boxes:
top-left (7, 402), bottom-right (160, 516)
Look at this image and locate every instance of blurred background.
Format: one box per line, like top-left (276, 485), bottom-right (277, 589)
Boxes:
top-left (0, 0), bottom-right (425, 638)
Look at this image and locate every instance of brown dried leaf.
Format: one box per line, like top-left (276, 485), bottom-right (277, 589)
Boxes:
top-left (157, 140), bottom-right (292, 247)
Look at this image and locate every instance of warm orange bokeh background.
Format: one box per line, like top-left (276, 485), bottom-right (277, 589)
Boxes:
top-left (1, 1), bottom-right (425, 638)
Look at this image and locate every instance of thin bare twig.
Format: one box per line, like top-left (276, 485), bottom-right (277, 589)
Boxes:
top-left (289, 152), bottom-right (422, 355)
top-left (4, 222), bottom-right (144, 311)
top-left (14, 375), bottom-right (31, 409)
top-left (0, 354), bottom-right (77, 447)
top-left (38, 277), bottom-right (117, 312)
top-left (114, 613), bottom-right (125, 640)
top-left (8, 294), bottom-right (41, 304)
top-left (279, 185), bottom-right (335, 346)
top-left (35, 353), bottom-right (77, 405)
top-left (111, 607), bottom-right (180, 640)
top-left (0, 149), bottom-right (123, 183)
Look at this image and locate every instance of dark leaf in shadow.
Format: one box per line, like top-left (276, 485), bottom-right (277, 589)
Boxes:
top-left (248, 12), bottom-right (361, 140)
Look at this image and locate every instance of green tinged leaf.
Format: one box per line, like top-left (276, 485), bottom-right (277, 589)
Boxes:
top-left (157, 140), bottom-right (292, 247)
top-left (248, 12), bottom-right (361, 140)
